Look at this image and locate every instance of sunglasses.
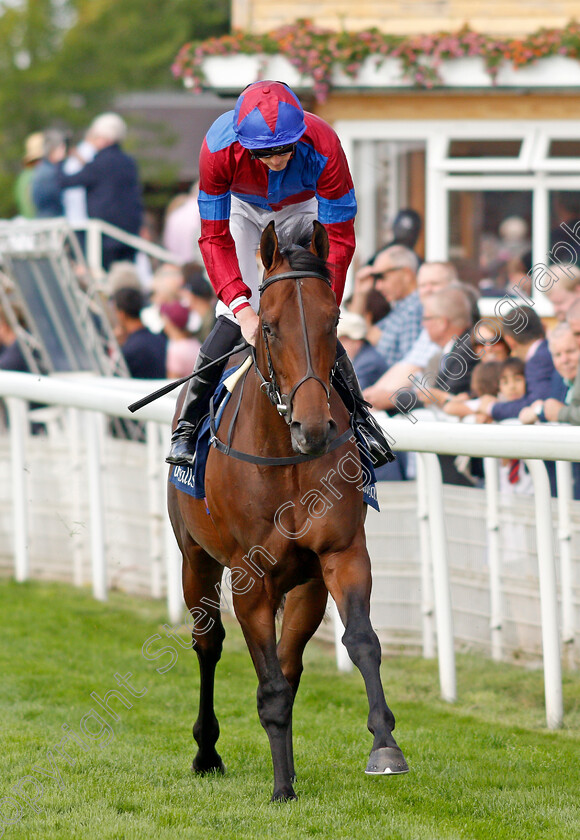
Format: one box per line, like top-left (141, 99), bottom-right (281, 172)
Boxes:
top-left (251, 144), bottom-right (296, 159)
top-left (370, 267), bottom-right (403, 282)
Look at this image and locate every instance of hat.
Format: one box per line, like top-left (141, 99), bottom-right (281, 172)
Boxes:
top-left (22, 132), bottom-right (44, 164)
top-left (160, 301), bottom-right (190, 331)
top-left (337, 311), bottom-right (367, 341)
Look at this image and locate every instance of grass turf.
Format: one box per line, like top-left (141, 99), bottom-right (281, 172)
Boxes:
top-left (0, 579), bottom-right (579, 840)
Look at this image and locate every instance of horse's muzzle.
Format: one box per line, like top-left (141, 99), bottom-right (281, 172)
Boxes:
top-left (290, 418), bottom-right (338, 456)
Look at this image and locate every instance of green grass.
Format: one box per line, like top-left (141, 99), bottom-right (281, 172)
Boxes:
top-left (0, 580), bottom-right (579, 840)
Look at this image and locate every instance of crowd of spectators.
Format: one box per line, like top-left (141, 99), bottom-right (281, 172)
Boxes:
top-left (340, 214), bottom-right (580, 496)
top-left (9, 136), bottom-right (580, 496)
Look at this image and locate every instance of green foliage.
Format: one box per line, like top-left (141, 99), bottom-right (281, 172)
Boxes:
top-left (1, 579), bottom-right (579, 840)
top-left (0, 0), bottom-right (229, 217)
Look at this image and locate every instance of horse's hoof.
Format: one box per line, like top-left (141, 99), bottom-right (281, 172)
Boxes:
top-left (271, 788), bottom-right (298, 802)
top-left (365, 746), bottom-right (409, 775)
top-left (191, 758), bottom-right (226, 776)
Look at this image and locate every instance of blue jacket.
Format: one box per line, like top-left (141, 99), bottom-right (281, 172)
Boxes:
top-left (491, 339), bottom-right (554, 421)
top-left (32, 160), bottom-right (64, 218)
top-left (353, 342), bottom-right (388, 390)
top-left (57, 144), bottom-right (142, 235)
top-left (122, 328), bottom-right (167, 379)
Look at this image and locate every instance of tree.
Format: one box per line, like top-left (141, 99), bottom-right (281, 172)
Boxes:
top-left (0, 0), bottom-right (229, 217)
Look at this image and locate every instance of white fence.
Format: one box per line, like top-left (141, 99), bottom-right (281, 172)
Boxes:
top-left (0, 370), bottom-right (579, 730)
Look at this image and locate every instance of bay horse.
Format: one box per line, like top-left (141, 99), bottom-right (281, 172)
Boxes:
top-left (167, 219), bottom-right (408, 801)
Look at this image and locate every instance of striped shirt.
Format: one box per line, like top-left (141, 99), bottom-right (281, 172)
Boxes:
top-left (375, 291), bottom-right (423, 369)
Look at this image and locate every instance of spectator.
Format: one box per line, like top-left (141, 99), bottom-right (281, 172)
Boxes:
top-left (394, 285), bottom-right (476, 412)
top-left (32, 130), bottom-right (67, 218)
top-left (363, 209), bottom-right (423, 267)
top-left (520, 321), bottom-right (579, 424)
top-left (162, 182), bottom-right (201, 263)
top-left (470, 317), bottom-right (511, 363)
top-left (111, 287), bottom-right (166, 379)
top-left (544, 264), bottom-right (580, 321)
top-left (478, 306), bottom-right (554, 421)
top-left (336, 311), bottom-right (387, 390)
top-left (443, 360), bottom-right (502, 421)
top-left (160, 301), bottom-right (201, 379)
top-left (57, 113), bottom-right (143, 269)
top-left (0, 307), bottom-right (28, 372)
top-left (395, 285), bottom-right (477, 486)
top-left (532, 299), bottom-right (580, 424)
top-left (495, 357), bottom-right (534, 495)
top-left (106, 261), bottom-right (142, 296)
top-left (519, 319), bottom-right (580, 499)
top-left (362, 288), bottom-right (390, 325)
top-left (351, 244), bottom-right (422, 370)
top-left (61, 135), bottom-right (96, 235)
top-left (14, 132), bottom-right (43, 218)
top-left (141, 262), bottom-right (185, 334)
top-left (363, 261), bottom-right (458, 409)
top-left (180, 262), bottom-right (216, 343)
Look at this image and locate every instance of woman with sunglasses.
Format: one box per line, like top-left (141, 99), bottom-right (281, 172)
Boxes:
top-left (167, 80), bottom-right (392, 468)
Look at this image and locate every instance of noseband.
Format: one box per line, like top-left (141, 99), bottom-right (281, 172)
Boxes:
top-left (253, 269), bottom-right (333, 424)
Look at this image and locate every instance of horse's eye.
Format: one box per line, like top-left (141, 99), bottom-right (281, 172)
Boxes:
top-left (263, 323), bottom-right (273, 337)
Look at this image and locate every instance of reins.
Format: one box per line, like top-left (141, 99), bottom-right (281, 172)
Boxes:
top-left (254, 269), bottom-right (333, 423)
top-left (209, 366), bottom-right (353, 465)
top-left (210, 267), bottom-right (353, 466)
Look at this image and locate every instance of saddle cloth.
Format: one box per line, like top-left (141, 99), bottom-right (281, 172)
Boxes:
top-left (169, 365), bottom-right (380, 512)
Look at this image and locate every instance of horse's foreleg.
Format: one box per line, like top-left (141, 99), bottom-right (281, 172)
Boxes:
top-left (182, 546), bottom-right (226, 775)
top-left (321, 541), bottom-right (409, 776)
top-left (233, 580), bottom-right (296, 801)
top-left (277, 578), bottom-right (328, 782)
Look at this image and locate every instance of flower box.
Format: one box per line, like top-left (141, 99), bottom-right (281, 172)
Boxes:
top-left (438, 57), bottom-right (492, 87)
top-left (495, 55), bottom-right (580, 87)
top-left (332, 56), bottom-right (408, 88)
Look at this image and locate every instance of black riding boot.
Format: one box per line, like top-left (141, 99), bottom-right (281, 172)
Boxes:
top-left (333, 348), bottom-right (395, 468)
top-left (166, 315), bottom-right (242, 467)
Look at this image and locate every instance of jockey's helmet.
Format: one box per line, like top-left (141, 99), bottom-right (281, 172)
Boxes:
top-left (233, 81), bottom-right (306, 150)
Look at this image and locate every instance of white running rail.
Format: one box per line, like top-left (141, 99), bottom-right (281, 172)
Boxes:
top-left (1, 370), bottom-right (579, 729)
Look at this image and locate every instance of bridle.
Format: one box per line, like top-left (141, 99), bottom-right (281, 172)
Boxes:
top-left (252, 269), bottom-right (333, 425)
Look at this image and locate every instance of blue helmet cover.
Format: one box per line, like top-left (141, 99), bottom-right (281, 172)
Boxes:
top-left (233, 81), bottom-right (307, 150)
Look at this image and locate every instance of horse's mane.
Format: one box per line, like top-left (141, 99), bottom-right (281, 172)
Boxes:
top-left (275, 218), bottom-right (331, 282)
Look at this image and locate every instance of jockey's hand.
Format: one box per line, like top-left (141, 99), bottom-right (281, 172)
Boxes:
top-left (236, 305), bottom-right (260, 346)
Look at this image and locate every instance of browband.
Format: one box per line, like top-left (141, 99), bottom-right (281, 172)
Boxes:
top-left (259, 270), bottom-right (332, 294)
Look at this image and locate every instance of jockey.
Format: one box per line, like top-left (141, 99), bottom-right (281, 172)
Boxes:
top-left (166, 80), bottom-right (393, 468)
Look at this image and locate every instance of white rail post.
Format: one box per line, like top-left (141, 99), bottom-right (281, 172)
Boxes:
top-left (6, 397), bottom-right (29, 582)
top-left (524, 459), bottom-right (563, 729)
top-left (415, 453), bottom-right (435, 658)
top-left (331, 597), bottom-right (354, 672)
top-left (555, 460), bottom-right (575, 669)
top-left (85, 220), bottom-right (102, 274)
top-left (421, 452), bottom-right (456, 702)
top-left (68, 407), bottom-right (85, 587)
top-left (147, 421), bottom-right (163, 599)
top-left (85, 410), bottom-right (107, 601)
top-left (484, 457), bottom-right (503, 661)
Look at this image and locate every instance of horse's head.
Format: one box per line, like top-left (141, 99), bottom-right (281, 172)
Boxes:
top-left (257, 219), bottom-right (340, 456)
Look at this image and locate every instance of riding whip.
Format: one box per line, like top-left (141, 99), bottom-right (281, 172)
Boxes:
top-left (127, 342), bottom-right (249, 413)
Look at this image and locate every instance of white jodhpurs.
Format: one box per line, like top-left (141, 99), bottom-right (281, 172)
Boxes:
top-left (215, 195), bottom-right (318, 321)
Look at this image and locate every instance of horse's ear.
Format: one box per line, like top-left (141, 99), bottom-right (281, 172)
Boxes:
top-left (310, 220), bottom-right (329, 262)
top-left (260, 221), bottom-right (280, 271)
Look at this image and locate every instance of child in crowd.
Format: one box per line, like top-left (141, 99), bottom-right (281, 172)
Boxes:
top-left (496, 357), bottom-right (533, 495)
top-left (443, 360), bottom-right (502, 421)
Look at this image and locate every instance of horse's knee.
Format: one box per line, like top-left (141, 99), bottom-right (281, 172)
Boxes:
top-left (193, 617), bottom-right (225, 660)
top-left (342, 622), bottom-right (381, 666)
top-left (257, 677), bottom-right (293, 730)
